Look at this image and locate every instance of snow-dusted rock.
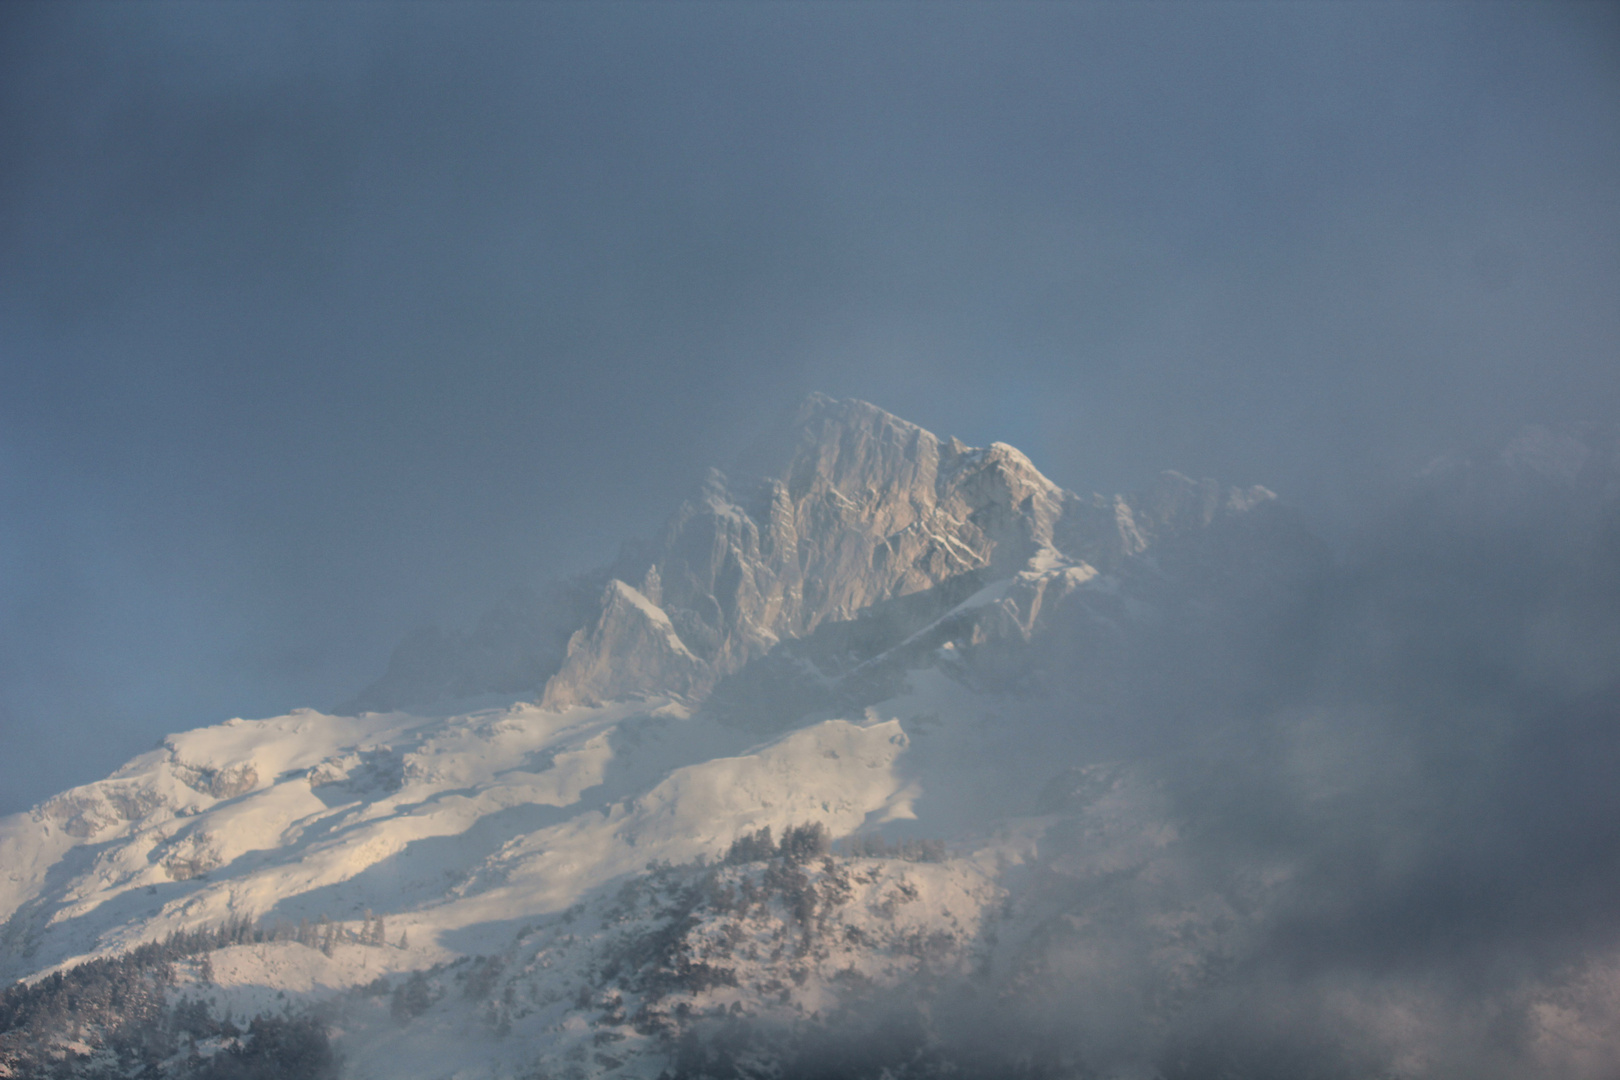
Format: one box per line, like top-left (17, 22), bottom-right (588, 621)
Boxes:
top-left (535, 394), bottom-right (1288, 711)
top-left (540, 579), bottom-right (708, 708)
top-left (27, 397), bottom-right (1610, 1079)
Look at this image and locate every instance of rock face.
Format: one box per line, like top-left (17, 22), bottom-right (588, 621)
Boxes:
top-left (9, 405), bottom-right (1615, 1080)
top-left (539, 579), bottom-right (707, 708)
top-left (347, 393), bottom-right (1289, 714)
top-left (548, 394), bottom-right (1292, 709)
top-left (575, 395), bottom-right (1071, 703)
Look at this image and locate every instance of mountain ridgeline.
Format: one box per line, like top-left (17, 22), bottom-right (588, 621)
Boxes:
top-left (346, 393), bottom-right (1300, 718)
top-left (5, 399), bottom-right (1619, 1080)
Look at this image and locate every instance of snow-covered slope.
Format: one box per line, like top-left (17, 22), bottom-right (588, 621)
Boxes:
top-left (6, 402), bottom-right (1617, 1080)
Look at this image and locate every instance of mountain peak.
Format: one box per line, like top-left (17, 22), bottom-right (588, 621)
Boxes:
top-left (348, 396), bottom-right (1283, 714)
top-left (741, 393), bottom-right (940, 500)
top-left (0, 395), bottom-right (1359, 1080)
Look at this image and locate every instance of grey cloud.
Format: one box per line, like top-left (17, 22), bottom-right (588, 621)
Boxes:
top-left (1, 3), bottom-right (1615, 828)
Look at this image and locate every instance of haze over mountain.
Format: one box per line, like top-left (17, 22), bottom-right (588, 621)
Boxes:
top-left (3, 397), bottom-right (1618, 1078)
top-left (3, 1), bottom-right (1617, 820)
top-left (3, 4), bottom-right (1617, 1077)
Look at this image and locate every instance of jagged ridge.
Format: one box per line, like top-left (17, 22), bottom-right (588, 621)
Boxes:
top-left (354, 394), bottom-right (1280, 715)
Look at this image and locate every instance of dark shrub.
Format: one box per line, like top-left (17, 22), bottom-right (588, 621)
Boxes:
top-left (724, 826), bottom-right (776, 863)
top-left (778, 823), bottom-right (831, 865)
top-left (191, 1015), bottom-right (339, 1080)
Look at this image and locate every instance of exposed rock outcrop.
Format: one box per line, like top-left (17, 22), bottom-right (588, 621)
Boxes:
top-left (348, 393), bottom-right (1293, 713)
top-left (540, 579), bottom-right (708, 708)
top-left (540, 395), bottom-right (1286, 709)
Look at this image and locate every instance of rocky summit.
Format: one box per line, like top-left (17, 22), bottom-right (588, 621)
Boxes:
top-left (353, 393), bottom-right (1289, 716)
top-left (3, 398), bottom-right (1617, 1080)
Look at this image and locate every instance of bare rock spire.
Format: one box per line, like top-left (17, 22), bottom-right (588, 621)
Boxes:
top-left (350, 394), bottom-right (1283, 713)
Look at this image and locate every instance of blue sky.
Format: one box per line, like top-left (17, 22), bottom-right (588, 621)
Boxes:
top-left (1, 1), bottom-right (1616, 811)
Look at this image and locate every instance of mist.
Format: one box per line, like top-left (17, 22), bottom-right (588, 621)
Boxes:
top-left (2, 1), bottom-right (1615, 814)
top-left (2, 5), bottom-right (1619, 1074)
top-left (647, 428), bottom-right (1620, 1078)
